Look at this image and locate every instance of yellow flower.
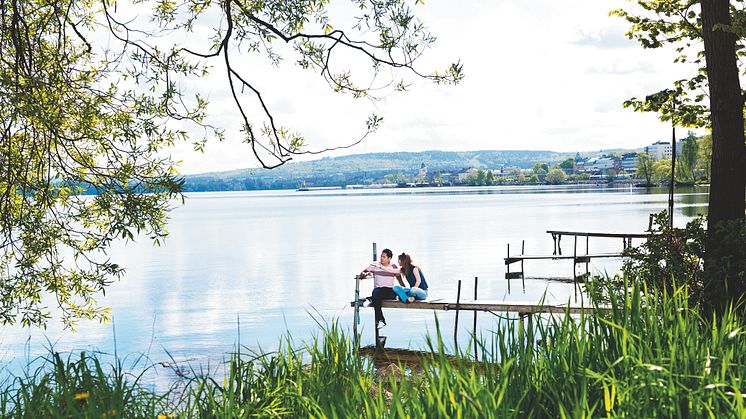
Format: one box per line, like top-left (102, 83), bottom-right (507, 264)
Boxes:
top-left (157, 415), bottom-right (174, 419)
top-left (73, 392), bottom-right (90, 400)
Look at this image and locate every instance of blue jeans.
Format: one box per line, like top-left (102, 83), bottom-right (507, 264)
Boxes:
top-left (393, 285), bottom-right (428, 301)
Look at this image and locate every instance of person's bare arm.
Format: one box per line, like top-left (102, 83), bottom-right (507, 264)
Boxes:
top-left (378, 264), bottom-right (400, 274)
top-left (359, 263), bottom-right (375, 278)
top-left (396, 274), bottom-right (405, 287)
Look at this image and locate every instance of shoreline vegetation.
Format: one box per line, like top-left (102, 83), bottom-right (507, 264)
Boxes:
top-left (1, 282), bottom-right (744, 417)
top-left (294, 179), bottom-right (710, 192)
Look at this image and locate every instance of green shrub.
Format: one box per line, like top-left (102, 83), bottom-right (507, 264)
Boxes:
top-left (622, 211), bottom-right (707, 301)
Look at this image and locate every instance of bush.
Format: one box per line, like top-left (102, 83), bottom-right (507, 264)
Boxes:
top-left (545, 168), bottom-right (567, 184)
top-left (622, 211), bottom-right (707, 301)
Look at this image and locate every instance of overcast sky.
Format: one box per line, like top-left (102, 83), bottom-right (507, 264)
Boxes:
top-left (164, 0), bottom-right (700, 174)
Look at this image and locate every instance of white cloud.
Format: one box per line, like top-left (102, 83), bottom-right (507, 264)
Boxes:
top-left (159, 0), bottom-right (700, 174)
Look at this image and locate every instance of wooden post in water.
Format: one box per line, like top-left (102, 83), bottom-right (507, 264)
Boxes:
top-left (573, 235), bottom-right (578, 302)
top-left (353, 275), bottom-right (361, 346)
top-left (372, 242), bottom-right (386, 350)
top-left (528, 312), bottom-right (535, 354)
top-left (472, 276), bottom-right (478, 361)
top-left (585, 235), bottom-right (590, 278)
top-left (454, 280), bottom-right (462, 351)
top-left (521, 240), bottom-right (526, 292)
top-left (506, 244), bottom-right (511, 294)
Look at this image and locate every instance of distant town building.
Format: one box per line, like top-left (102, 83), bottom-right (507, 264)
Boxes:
top-left (621, 152), bottom-right (638, 173)
top-left (645, 140), bottom-right (685, 161)
top-left (492, 167), bottom-right (507, 177)
top-left (457, 167), bottom-right (478, 183)
top-left (417, 162), bottom-right (427, 178)
top-left (573, 152), bottom-right (588, 174)
top-left (645, 141), bottom-right (671, 160)
top-left (580, 155), bottom-right (621, 175)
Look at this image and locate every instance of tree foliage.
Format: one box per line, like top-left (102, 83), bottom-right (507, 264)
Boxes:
top-left (559, 158), bottom-right (574, 171)
top-left (623, 212), bottom-right (708, 302)
top-left (653, 159), bottom-right (673, 183)
top-left (0, 0), bottom-right (461, 327)
top-left (545, 168), bottom-right (567, 184)
top-left (463, 169), bottom-right (494, 186)
top-left (613, 0), bottom-right (745, 313)
top-left (612, 1), bottom-right (744, 127)
top-left (636, 152), bottom-right (655, 186)
top-left (697, 134), bottom-right (713, 180)
top-left (532, 162), bottom-right (549, 174)
top-left (678, 131), bottom-right (699, 182)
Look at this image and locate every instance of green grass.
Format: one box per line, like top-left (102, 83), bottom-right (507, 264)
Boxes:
top-left (1, 282), bottom-right (744, 418)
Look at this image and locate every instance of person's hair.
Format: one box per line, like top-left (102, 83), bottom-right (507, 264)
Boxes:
top-left (398, 253), bottom-right (412, 275)
top-left (381, 248), bottom-right (393, 259)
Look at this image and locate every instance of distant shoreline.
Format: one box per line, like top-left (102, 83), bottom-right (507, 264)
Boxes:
top-left (291, 180), bottom-right (709, 192)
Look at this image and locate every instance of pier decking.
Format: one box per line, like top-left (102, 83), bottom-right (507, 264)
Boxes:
top-left (354, 236), bottom-right (625, 350)
top-left (547, 230), bottom-right (651, 255)
top-left (504, 230), bottom-right (652, 286)
top-left (350, 298), bottom-right (601, 316)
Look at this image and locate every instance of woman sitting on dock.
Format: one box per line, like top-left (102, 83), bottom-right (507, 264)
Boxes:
top-left (392, 253), bottom-right (429, 303)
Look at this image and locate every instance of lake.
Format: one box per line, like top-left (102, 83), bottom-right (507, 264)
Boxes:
top-left (0, 185), bottom-right (708, 383)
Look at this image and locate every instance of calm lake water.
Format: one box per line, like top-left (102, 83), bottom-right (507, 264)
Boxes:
top-left (0, 185), bottom-right (708, 382)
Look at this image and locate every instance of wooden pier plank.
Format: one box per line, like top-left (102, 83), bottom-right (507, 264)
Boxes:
top-left (546, 230), bottom-right (651, 239)
top-left (505, 252), bottom-right (624, 265)
top-left (350, 299), bottom-right (606, 315)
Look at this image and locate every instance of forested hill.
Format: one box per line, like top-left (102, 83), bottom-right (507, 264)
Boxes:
top-left (184, 149), bottom-right (581, 191)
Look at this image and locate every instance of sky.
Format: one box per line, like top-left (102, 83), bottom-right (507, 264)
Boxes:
top-left (157, 0), bottom-right (701, 174)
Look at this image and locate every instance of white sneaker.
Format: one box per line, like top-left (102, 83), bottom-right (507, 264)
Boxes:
top-left (407, 296), bottom-right (415, 303)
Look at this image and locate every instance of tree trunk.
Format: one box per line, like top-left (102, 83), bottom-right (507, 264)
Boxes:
top-left (700, 0), bottom-right (746, 314)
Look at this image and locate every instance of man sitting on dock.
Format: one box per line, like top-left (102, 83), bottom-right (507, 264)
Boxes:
top-left (360, 248), bottom-right (404, 329)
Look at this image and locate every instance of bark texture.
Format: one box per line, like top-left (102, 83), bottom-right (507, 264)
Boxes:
top-left (700, 0), bottom-right (746, 314)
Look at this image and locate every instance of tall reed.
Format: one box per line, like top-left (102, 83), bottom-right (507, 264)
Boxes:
top-left (1, 280), bottom-right (744, 417)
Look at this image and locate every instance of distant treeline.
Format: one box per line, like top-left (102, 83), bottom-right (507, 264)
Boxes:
top-left (182, 149), bottom-right (596, 191)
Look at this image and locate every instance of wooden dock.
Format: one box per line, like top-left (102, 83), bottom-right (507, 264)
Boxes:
top-left (353, 238), bottom-right (620, 351)
top-left (504, 230), bottom-right (652, 292)
top-left (350, 298), bottom-right (602, 316)
top-left (351, 293), bottom-right (608, 351)
top-left (352, 271), bottom-right (609, 350)
top-left (547, 230), bottom-right (651, 255)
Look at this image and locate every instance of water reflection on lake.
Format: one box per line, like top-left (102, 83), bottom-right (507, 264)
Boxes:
top-left (0, 185), bottom-right (709, 382)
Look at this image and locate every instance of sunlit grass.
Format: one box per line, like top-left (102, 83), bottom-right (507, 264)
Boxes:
top-left (1, 281), bottom-right (744, 417)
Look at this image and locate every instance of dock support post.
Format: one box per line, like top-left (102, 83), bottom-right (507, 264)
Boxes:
top-left (573, 235), bottom-right (578, 302)
top-left (521, 240), bottom-right (526, 292)
top-left (506, 244), bottom-right (511, 294)
top-left (528, 313), bottom-right (535, 355)
top-left (454, 280), bottom-right (462, 352)
top-left (371, 242), bottom-right (386, 350)
top-left (552, 233), bottom-right (557, 255)
top-left (518, 312), bottom-right (535, 355)
top-left (518, 312), bottom-right (525, 353)
top-left (472, 276), bottom-right (478, 361)
top-left (585, 235), bottom-right (590, 278)
top-left (353, 275), bottom-right (360, 346)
